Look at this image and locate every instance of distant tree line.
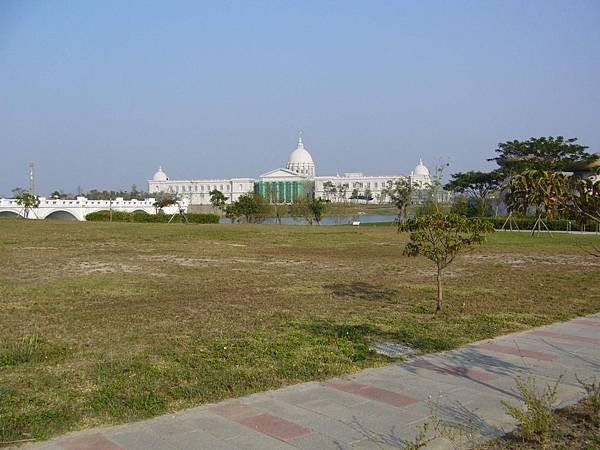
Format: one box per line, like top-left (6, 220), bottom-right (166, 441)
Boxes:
top-left (209, 190), bottom-right (327, 225)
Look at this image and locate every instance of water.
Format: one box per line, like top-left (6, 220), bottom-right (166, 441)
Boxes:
top-left (219, 213), bottom-right (397, 225)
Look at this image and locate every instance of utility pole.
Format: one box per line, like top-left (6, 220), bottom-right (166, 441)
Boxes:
top-left (28, 162), bottom-right (35, 195)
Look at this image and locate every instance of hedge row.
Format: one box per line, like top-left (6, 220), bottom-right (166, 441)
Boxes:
top-left (483, 216), bottom-right (599, 232)
top-left (85, 210), bottom-right (219, 224)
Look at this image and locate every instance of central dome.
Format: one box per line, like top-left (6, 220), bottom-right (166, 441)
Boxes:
top-left (286, 132), bottom-right (315, 177)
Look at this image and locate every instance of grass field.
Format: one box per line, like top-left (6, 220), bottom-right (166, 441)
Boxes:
top-left (1, 219), bottom-right (599, 444)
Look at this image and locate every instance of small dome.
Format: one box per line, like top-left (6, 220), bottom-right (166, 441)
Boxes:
top-left (152, 166), bottom-right (168, 181)
top-left (414, 159), bottom-right (430, 177)
top-left (286, 132), bottom-right (315, 177)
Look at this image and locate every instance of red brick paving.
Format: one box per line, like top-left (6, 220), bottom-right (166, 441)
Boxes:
top-left (528, 330), bottom-right (600, 344)
top-left (61, 433), bottom-right (123, 450)
top-left (572, 319), bottom-right (600, 328)
top-left (237, 413), bottom-right (313, 442)
top-left (477, 343), bottom-right (557, 361)
top-left (322, 379), bottom-right (418, 407)
top-left (414, 360), bottom-right (497, 382)
top-left (210, 401), bottom-right (313, 442)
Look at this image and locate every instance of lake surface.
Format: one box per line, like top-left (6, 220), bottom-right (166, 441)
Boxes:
top-left (219, 213), bottom-right (398, 225)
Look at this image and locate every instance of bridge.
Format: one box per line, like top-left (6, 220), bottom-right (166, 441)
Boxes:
top-left (0, 197), bottom-right (187, 221)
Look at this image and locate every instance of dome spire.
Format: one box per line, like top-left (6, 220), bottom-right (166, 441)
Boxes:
top-left (298, 130), bottom-right (304, 147)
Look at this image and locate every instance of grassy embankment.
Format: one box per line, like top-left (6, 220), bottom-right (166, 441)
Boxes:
top-left (0, 219), bottom-right (599, 443)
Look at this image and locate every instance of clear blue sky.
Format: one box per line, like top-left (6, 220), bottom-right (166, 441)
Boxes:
top-left (1, 0), bottom-right (599, 195)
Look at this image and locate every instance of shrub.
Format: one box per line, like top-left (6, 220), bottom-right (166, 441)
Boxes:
top-left (576, 375), bottom-right (600, 416)
top-left (501, 375), bottom-right (562, 442)
top-left (85, 210), bottom-right (219, 224)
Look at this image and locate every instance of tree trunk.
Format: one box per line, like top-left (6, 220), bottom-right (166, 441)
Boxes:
top-left (435, 265), bottom-right (443, 315)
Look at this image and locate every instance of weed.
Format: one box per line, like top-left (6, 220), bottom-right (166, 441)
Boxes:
top-left (0, 332), bottom-right (43, 366)
top-left (576, 375), bottom-right (600, 419)
top-left (501, 375), bottom-right (562, 443)
top-left (402, 422), bottom-right (432, 449)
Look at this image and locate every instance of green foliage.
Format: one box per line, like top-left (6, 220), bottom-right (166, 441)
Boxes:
top-left (506, 170), bottom-right (600, 225)
top-left (576, 376), bottom-right (600, 417)
top-left (308, 198), bottom-right (327, 224)
top-left (289, 197), bottom-right (328, 224)
top-left (225, 193), bottom-right (271, 223)
top-left (401, 214), bottom-right (494, 266)
top-left (569, 176), bottom-right (600, 224)
top-left (505, 170), bottom-right (567, 218)
top-left (400, 214), bottom-right (494, 314)
top-left (49, 190), bottom-right (69, 199)
top-left (14, 192), bottom-right (40, 209)
top-left (153, 193), bottom-right (179, 210)
top-left (322, 181), bottom-right (337, 202)
top-left (209, 189), bottom-right (228, 210)
top-left (450, 195), bottom-right (488, 217)
top-left (501, 375), bottom-right (562, 443)
top-left (384, 178), bottom-right (417, 222)
top-left (13, 191), bottom-right (40, 219)
top-left (490, 136), bottom-right (593, 173)
top-left (85, 210), bottom-right (219, 223)
top-left (445, 170), bottom-right (503, 216)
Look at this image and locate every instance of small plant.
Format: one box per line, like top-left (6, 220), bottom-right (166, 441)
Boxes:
top-left (501, 375), bottom-right (562, 442)
top-left (402, 422), bottom-right (432, 450)
top-left (576, 375), bottom-right (600, 416)
top-left (400, 397), bottom-right (478, 450)
top-left (0, 332), bottom-right (43, 366)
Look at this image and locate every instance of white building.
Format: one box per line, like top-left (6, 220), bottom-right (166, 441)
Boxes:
top-left (148, 134), bottom-right (432, 205)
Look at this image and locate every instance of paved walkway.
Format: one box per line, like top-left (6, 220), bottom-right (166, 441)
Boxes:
top-left (22, 314), bottom-right (600, 450)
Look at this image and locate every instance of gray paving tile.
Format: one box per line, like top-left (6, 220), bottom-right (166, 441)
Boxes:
top-left (163, 429), bottom-right (242, 450)
top-left (290, 432), bottom-right (353, 450)
top-left (107, 424), bottom-right (178, 450)
top-left (179, 411), bottom-right (249, 440)
top-left (273, 384), bottom-right (370, 408)
top-left (224, 431), bottom-right (298, 450)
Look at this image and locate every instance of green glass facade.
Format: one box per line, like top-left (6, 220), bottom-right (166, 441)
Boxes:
top-left (254, 180), bottom-right (313, 203)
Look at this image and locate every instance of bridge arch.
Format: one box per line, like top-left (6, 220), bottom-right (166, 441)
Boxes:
top-left (45, 210), bottom-right (79, 221)
top-left (132, 209), bottom-right (149, 214)
top-left (0, 210), bottom-right (23, 218)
